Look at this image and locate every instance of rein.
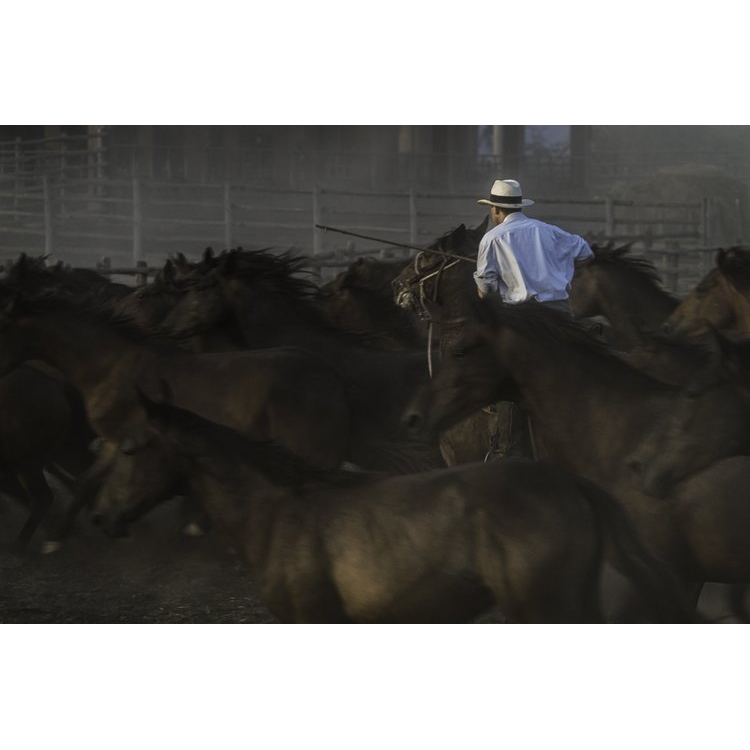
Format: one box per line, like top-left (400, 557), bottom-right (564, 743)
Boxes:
top-left (411, 254), bottom-right (467, 378)
top-left (315, 225), bottom-right (476, 265)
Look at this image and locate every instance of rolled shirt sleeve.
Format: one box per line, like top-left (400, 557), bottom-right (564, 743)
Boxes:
top-left (474, 235), bottom-right (499, 294)
top-left (476, 235), bottom-right (529, 302)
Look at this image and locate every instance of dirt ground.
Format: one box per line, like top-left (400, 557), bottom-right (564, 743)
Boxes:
top-left (0, 491), bottom-right (740, 624)
top-left (0, 498), bottom-right (277, 624)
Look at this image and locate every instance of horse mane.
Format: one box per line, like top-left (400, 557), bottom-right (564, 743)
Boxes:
top-left (480, 298), bottom-right (622, 362)
top-left (216, 247), bottom-right (402, 347)
top-left (7, 289), bottom-right (184, 346)
top-left (636, 329), bottom-right (716, 360)
top-left (588, 243), bottom-right (671, 293)
top-left (218, 247), bottom-right (320, 297)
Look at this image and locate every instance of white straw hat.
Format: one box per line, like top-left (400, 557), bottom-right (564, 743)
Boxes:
top-left (477, 179), bottom-right (534, 208)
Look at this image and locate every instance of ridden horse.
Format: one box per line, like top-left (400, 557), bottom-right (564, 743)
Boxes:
top-left (402, 297), bottom-right (750, 605)
top-left (154, 246), bottom-right (446, 472)
top-left (663, 247), bottom-right (750, 337)
top-left (391, 218), bottom-right (521, 465)
top-left (92, 390), bottom-right (697, 623)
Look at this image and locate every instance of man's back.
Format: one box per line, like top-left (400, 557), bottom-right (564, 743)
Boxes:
top-left (475, 212), bottom-right (592, 303)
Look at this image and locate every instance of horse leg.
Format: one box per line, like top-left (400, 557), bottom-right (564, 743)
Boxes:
top-left (41, 451), bottom-right (114, 552)
top-left (10, 469), bottom-right (55, 553)
top-left (0, 467), bottom-right (32, 509)
top-left (180, 495), bottom-right (212, 537)
top-left (727, 585), bottom-right (750, 623)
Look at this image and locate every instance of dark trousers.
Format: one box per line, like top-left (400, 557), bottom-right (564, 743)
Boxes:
top-left (492, 298), bottom-right (570, 459)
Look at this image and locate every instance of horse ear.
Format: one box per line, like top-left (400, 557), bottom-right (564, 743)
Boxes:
top-left (173, 253), bottom-right (190, 273)
top-left (450, 224), bottom-right (467, 247)
top-left (7, 254), bottom-right (28, 283)
top-left (203, 247), bottom-right (214, 262)
top-left (470, 215), bottom-right (490, 239)
top-left (163, 259), bottom-right (175, 283)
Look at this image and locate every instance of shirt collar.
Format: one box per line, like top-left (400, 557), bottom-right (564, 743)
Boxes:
top-left (502, 212), bottom-right (526, 225)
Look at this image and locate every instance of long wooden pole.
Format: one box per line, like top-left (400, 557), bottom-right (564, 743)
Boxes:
top-left (314, 224), bottom-right (476, 264)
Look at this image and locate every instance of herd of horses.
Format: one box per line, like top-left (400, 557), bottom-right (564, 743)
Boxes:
top-left (1, 221), bottom-right (750, 623)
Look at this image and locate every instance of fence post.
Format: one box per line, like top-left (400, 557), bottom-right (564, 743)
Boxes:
top-left (409, 188), bottom-right (417, 245)
top-left (665, 241), bottom-right (680, 293)
top-left (132, 176), bottom-right (143, 265)
top-left (223, 181), bottom-right (233, 249)
top-left (605, 197), bottom-right (615, 238)
top-left (43, 175), bottom-right (54, 257)
top-left (312, 185), bottom-right (322, 256)
top-left (59, 133), bottom-right (68, 218)
top-left (97, 256), bottom-right (111, 276)
top-left (13, 137), bottom-right (21, 221)
top-left (736, 197), bottom-right (744, 246)
top-left (700, 197), bottom-right (710, 247)
top-left (135, 259), bottom-right (149, 287)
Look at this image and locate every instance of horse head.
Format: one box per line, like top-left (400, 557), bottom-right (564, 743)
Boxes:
top-left (662, 264), bottom-right (734, 337)
top-left (402, 299), bottom-right (517, 438)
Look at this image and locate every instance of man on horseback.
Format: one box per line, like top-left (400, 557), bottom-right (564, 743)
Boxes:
top-left (474, 179), bottom-right (594, 457)
top-left (474, 179), bottom-right (593, 314)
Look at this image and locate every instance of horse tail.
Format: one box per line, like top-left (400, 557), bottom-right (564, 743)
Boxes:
top-left (573, 475), bottom-right (699, 623)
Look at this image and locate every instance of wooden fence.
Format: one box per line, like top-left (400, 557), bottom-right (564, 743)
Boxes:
top-left (0, 173), bottom-right (729, 293)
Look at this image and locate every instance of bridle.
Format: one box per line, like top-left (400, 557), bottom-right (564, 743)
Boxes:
top-left (397, 251), bottom-right (470, 378)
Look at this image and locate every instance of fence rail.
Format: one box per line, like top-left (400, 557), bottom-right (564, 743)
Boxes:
top-left (0, 173), bottom-right (733, 293)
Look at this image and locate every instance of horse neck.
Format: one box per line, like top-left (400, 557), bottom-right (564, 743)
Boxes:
top-left (17, 312), bottom-right (144, 386)
top-left (186, 446), bottom-right (300, 565)
top-left (16, 311), bottom-right (175, 438)
top-left (727, 285), bottom-right (750, 336)
top-left (593, 268), bottom-right (678, 349)
top-left (225, 283), bottom-right (329, 349)
top-left (496, 323), bottom-right (666, 457)
top-left (226, 280), bottom-right (426, 382)
top-left (422, 263), bottom-right (476, 354)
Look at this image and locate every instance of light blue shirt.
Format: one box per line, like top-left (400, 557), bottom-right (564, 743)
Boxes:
top-left (474, 212), bottom-right (593, 303)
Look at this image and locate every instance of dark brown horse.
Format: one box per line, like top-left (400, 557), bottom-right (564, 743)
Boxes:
top-left (390, 219), bottom-right (521, 464)
top-left (625, 326), bottom-right (750, 498)
top-left (0, 291), bottom-right (350, 465)
top-left (318, 256), bottom-right (429, 351)
top-left (93, 390), bottom-right (697, 623)
top-left (152, 246), bottom-right (445, 472)
top-left (0, 362), bottom-right (94, 550)
top-left (569, 243), bottom-right (679, 350)
top-left (403, 297), bottom-right (750, 602)
top-left (0, 277), bottom-right (353, 543)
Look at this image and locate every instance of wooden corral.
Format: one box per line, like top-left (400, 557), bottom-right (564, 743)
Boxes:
top-left (0, 171), bottom-right (730, 293)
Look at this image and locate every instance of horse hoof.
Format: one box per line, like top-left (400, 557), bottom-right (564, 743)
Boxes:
top-left (182, 523), bottom-right (206, 537)
top-left (40, 541), bottom-right (63, 554)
